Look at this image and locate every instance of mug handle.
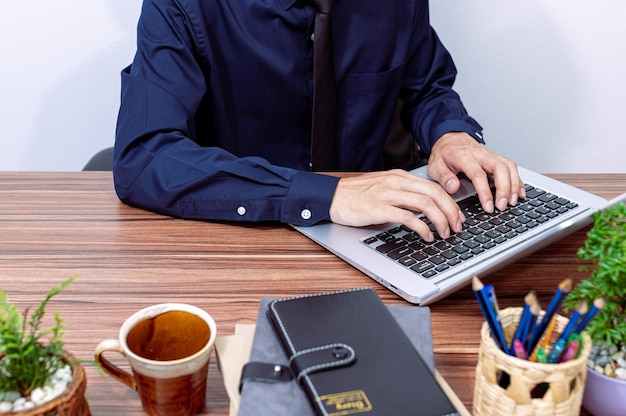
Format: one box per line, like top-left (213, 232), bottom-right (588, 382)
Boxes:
top-left (95, 339), bottom-right (137, 390)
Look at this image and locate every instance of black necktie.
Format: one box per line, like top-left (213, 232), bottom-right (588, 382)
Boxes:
top-left (307, 0), bottom-right (337, 171)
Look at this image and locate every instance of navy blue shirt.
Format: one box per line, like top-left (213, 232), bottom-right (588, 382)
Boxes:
top-left (114, 0), bottom-right (483, 225)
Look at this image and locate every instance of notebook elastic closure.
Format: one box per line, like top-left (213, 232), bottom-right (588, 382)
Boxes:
top-left (239, 343), bottom-right (356, 392)
top-left (239, 362), bottom-right (294, 392)
top-left (289, 343), bottom-right (356, 383)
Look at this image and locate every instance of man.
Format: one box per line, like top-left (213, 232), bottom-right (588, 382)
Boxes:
top-left (114, 0), bottom-right (524, 243)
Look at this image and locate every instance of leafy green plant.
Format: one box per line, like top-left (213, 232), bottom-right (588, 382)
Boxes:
top-left (564, 202), bottom-right (626, 349)
top-left (0, 274), bottom-right (76, 398)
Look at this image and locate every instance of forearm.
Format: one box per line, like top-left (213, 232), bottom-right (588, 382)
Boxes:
top-left (113, 137), bottom-right (339, 225)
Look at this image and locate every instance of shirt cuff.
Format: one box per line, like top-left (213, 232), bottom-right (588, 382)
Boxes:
top-left (283, 171), bottom-right (340, 225)
top-left (433, 120), bottom-right (485, 145)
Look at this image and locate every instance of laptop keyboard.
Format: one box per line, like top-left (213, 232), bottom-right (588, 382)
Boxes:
top-left (361, 184), bottom-right (579, 279)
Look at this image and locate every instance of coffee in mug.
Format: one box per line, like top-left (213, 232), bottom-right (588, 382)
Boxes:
top-left (95, 303), bottom-right (217, 416)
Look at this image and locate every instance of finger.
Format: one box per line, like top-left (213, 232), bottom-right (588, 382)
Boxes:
top-left (491, 162), bottom-right (513, 211)
top-left (329, 170), bottom-right (464, 238)
top-left (395, 210), bottom-right (435, 242)
top-left (494, 159), bottom-right (520, 208)
top-left (345, 199), bottom-right (438, 242)
top-left (452, 149), bottom-right (518, 213)
top-left (389, 182), bottom-right (464, 236)
top-left (489, 157), bottom-right (526, 210)
top-left (511, 162), bottom-right (526, 200)
top-left (467, 169), bottom-right (495, 213)
top-left (405, 199), bottom-right (451, 239)
top-left (427, 157), bottom-right (462, 195)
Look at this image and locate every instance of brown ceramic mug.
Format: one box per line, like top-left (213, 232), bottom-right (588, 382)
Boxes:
top-left (95, 303), bottom-right (217, 416)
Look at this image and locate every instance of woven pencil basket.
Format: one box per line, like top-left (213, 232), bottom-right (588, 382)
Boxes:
top-left (473, 307), bottom-right (591, 416)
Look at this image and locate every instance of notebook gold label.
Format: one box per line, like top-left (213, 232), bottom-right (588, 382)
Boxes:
top-left (317, 390), bottom-right (373, 415)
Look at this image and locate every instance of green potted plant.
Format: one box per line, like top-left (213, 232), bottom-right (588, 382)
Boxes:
top-left (563, 201), bottom-right (626, 416)
top-left (0, 274), bottom-right (90, 415)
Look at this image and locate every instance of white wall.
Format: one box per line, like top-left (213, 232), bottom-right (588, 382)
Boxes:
top-left (0, 1), bottom-right (624, 172)
top-left (430, 1), bottom-right (626, 173)
top-left (0, 0), bottom-right (141, 171)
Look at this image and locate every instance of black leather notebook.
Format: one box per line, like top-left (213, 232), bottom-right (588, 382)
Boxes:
top-left (264, 288), bottom-right (460, 416)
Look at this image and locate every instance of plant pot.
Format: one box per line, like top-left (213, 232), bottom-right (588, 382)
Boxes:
top-left (582, 366), bottom-right (626, 416)
top-left (6, 352), bottom-right (91, 416)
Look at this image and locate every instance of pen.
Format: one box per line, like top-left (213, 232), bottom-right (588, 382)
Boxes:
top-left (555, 301), bottom-right (587, 346)
top-left (574, 298), bottom-right (605, 334)
top-left (527, 277), bottom-right (572, 355)
top-left (472, 276), bottom-right (510, 354)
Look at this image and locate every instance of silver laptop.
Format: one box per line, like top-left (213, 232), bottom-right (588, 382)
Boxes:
top-left (293, 166), bottom-right (624, 305)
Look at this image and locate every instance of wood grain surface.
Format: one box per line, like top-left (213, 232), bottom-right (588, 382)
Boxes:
top-left (1, 171), bottom-right (624, 415)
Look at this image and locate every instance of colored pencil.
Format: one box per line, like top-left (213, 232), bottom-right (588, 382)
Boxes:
top-left (555, 301), bottom-right (587, 346)
top-left (559, 334), bottom-right (581, 363)
top-left (473, 276), bottom-right (510, 354)
top-left (527, 277), bottom-right (572, 355)
top-left (530, 315), bottom-right (552, 362)
top-left (536, 347), bottom-right (548, 363)
top-left (513, 339), bottom-right (528, 360)
top-left (485, 284), bottom-right (500, 314)
top-left (574, 298), bottom-right (605, 334)
top-left (511, 291), bottom-right (535, 350)
top-left (547, 338), bottom-right (567, 363)
top-left (524, 300), bottom-right (541, 353)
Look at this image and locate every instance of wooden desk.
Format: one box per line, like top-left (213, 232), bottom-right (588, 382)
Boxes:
top-left (1, 172), bottom-right (624, 415)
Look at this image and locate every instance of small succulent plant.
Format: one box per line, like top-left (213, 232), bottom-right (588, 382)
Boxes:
top-left (0, 274), bottom-right (76, 399)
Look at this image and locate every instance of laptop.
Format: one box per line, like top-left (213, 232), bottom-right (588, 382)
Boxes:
top-left (293, 166), bottom-right (625, 305)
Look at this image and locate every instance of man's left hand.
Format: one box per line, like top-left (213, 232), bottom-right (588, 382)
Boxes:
top-left (427, 132), bottom-right (526, 213)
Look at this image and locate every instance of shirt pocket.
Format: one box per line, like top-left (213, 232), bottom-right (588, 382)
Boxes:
top-left (343, 64), bottom-right (405, 152)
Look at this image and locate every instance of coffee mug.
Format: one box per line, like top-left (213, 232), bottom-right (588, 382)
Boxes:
top-left (95, 303), bottom-right (217, 416)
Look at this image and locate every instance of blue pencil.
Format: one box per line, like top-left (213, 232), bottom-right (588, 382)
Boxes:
top-left (485, 284), bottom-right (500, 314)
top-left (555, 301), bottom-right (587, 346)
top-left (527, 277), bottom-right (573, 355)
top-left (524, 300), bottom-right (541, 353)
top-left (511, 291), bottom-right (535, 350)
top-left (473, 276), bottom-right (510, 354)
top-left (574, 298), bottom-right (605, 334)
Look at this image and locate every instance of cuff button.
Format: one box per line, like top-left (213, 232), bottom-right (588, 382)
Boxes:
top-left (300, 209), bottom-right (312, 220)
top-left (237, 206), bottom-right (247, 216)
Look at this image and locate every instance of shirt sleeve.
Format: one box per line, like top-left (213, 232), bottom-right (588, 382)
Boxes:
top-left (113, 0), bottom-right (338, 226)
top-left (399, 3), bottom-right (485, 154)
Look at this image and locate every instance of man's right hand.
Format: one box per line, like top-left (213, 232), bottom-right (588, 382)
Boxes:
top-left (328, 169), bottom-right (465, 242)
